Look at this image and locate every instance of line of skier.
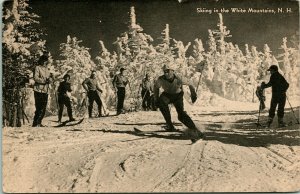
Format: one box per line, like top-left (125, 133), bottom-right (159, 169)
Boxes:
top-left (32, 54), bottom-right (290, 141)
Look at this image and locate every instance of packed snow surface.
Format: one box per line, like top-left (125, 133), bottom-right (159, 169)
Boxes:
top-left (3, 98), bottom-right (300, 192)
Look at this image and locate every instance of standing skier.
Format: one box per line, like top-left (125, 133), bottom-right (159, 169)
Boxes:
top-left (141, 73), bottom-right (152, 111)
top-left (113, 67), bottom-right (128, 115)
top-left (57, 74), bottom-right (75, 123)
top-left (153, 64), bottom-right (204, 142)
top-left (256, 81), bottom-right (266, 111)
top-left (261, 65), bottom-right (289, 127)
top-left (32, 54), bottom-right (52, 127)
top-left (82, 70), bottom-right (103, 118)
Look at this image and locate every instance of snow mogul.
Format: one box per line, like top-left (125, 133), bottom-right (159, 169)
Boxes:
top-left (153, 63), bottom-right (204, 142)
top-left (57, 74), bottom-right (76, 123)
top-left (261, 65), bottom-right (289, 127)
top-left (82, 70), bottom-right (103, 118)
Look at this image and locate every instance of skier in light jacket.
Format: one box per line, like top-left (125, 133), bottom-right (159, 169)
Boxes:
top-left (153, 63), bottom-right (204, 142)
top-left (32, 54), bottom-right (52, 127)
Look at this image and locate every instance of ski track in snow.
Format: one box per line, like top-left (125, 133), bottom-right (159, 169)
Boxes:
top-left (2, 106), bottom-right (300, 192)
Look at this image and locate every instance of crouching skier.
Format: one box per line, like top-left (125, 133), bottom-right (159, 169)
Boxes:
top-left (153, 63), bottom-right (204, 143)
top-left (57, 74), bottom-right (75, 123)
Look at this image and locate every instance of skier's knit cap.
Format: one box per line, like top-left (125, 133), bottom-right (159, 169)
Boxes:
top-left (63, 74), bottom-right (70, 79)
top-left (162, 63), bottom-right (176, 71)
top-left (267, 65), bottom-right (278, 71)
top-left (38, 55), bottom-right (48, 64)
top-left (120, 67), bottom-right (126, 72)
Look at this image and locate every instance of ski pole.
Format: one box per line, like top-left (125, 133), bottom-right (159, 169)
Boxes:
top-left (256, 103), bottom-right (262, 127)
top-left (286, 96), bottom-right (300, 124)
top-left (196, 73), bottom-right (203, 94)
top-left (140, 89), bottom-right (148, 110)
top-left (195, 61), bottom-right (206, 93)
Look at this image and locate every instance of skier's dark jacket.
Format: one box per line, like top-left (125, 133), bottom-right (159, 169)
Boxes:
top-left (264, 71), bottom-right (289, 96)
top-left (57, 81), bottom-right (72, 97)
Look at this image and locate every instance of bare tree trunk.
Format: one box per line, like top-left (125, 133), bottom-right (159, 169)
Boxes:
top-left (13, 103), bottom-right (17, 127)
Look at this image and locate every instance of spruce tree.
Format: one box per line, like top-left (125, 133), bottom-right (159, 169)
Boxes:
top-left (113, 6), bottom-right (156, 110)
top-left (56, 36), bottom-right (95, 116)
top-left (2, 0), bottom-right (46, 126)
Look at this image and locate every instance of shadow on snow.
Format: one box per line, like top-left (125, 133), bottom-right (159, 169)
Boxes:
top-left (67, 106), bottom-right (299, 147)
top-left (203, 107), bottom-right (300, 147)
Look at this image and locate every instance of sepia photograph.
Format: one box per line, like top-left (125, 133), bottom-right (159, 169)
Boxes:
top-left (2, 0), bottom-right (300, 192)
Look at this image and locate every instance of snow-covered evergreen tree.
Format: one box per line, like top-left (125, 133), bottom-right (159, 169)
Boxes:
top-left (192, 38), bottom-right (205, 62)
top-left (95, 40), bottom-right (115, 111)
top-left (278, 37), bottom-right (299, 96)
top-left (215, 13), bottom-right (231, 55)
top-left (56, 36), bottom-right (96, 116)
top-left (244, 44), bottom-right (259, 102)
top-left (2, 0), bottom-right (47, 126)
top-left (261, 44), bottom-right (273, 76)
top-left (206, 14), bottom-right (232, 98)
top-left (112, 6), bottom-right (157, 110)
top-left (289, 33), bottom-right (300, 96)
top-left (207, 29), bottom-right (217, 55)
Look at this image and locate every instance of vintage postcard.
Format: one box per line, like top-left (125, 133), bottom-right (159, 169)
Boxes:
top-left (2, 0), bottom-right (300, 192)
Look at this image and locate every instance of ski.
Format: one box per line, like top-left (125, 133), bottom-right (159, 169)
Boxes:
top-left (256, 121), bottom-right (297, 131)
top-left (133, 127), bottom-right (204, 144)
top-left (55, 118), bottom-right (84, 128)
top-left (274, 121), bottom-right (297, 130)
top-left (191, 138), bottom-right (203, 144)
top-left (133, 126), bottom-right (184, 134)
top-left (188, 131), bottom-right (205, 144)
top-left (133, 127), bottom-right (146, 134)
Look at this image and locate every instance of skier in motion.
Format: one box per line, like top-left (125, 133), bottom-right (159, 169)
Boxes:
top-left (261, 65), bottom-right (289, 127)
top-left (153, 63), bottom-right (204, 142)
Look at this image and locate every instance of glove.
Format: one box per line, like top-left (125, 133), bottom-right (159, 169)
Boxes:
top-left (260, 82), bottom-right (266, 89)
top-left (189, 85), bottom-right (197, 103)
top-left (191, 93), bottom-right (197, 103)
top-left (45, 78), bottom-right (50, 84)
top-left (66, 91), bottom-right (71, 98)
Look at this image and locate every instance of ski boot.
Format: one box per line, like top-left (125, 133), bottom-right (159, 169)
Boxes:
top-left (164, 124), bottom-right (177, 132)
top-left (185, 128), bottom-right (205, 143)
top-left (69, 118), bottom-right (76, 122)
top-left (266, 117), bottom-right (273, 128)
top-left (278, 118), bottom-right (286, 127)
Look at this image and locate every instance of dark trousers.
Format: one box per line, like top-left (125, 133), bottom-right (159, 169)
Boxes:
top-left (158, 92), bottom-right (197, 129)
top-left (141, 89), bottom-right (151, 110)
top-left (58, 95), bottom-right (73, 121)
top-left (33, 91), bottom-right (48, 126)
top-left (117, 87), bottom-right (126, 112)
top-left (269, 93), bottom-right (286, 119)
top-left (87, 90), bottom-right (102, 117)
